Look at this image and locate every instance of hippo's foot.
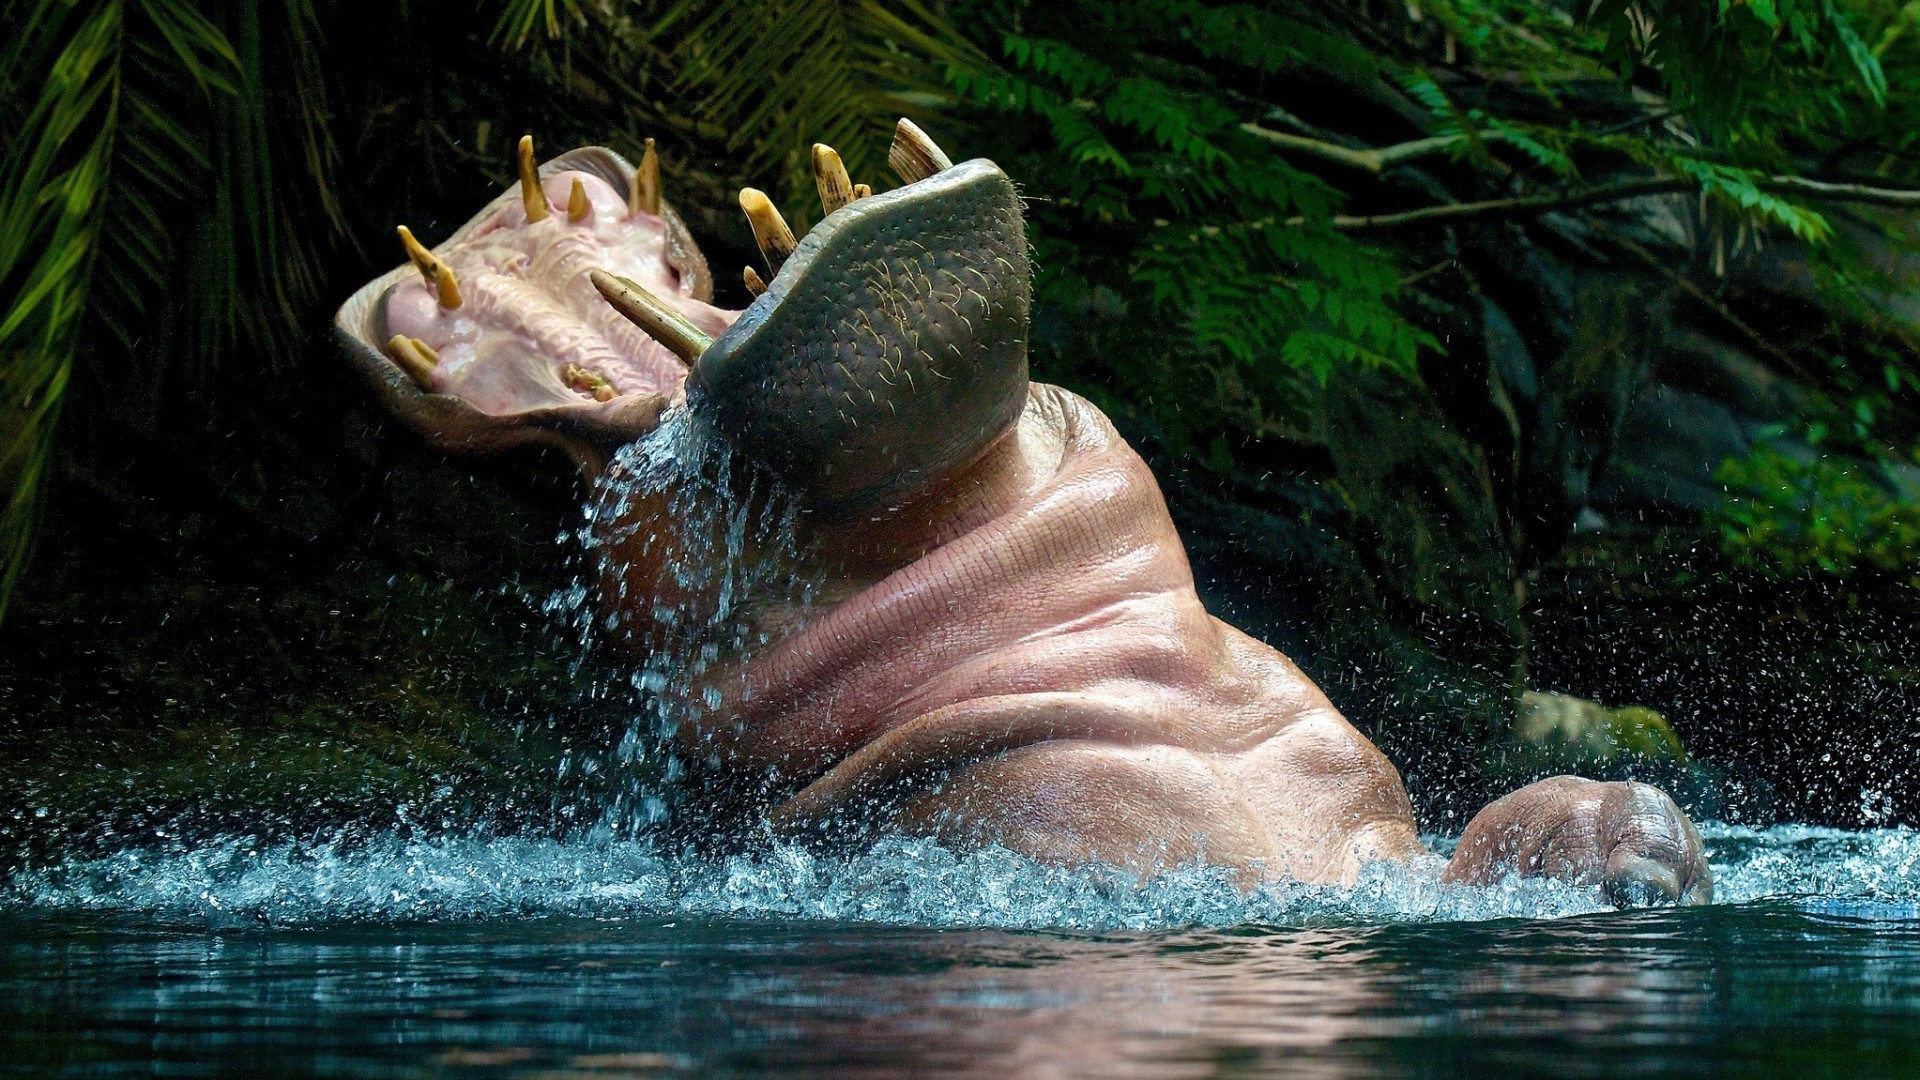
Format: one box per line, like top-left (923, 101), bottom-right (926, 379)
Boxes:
top-left (1441, 776), bottom-right (1713, 907)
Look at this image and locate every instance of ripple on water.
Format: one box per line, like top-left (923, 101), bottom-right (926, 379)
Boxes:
top-left (6, 823), bottom-right (1920, 930)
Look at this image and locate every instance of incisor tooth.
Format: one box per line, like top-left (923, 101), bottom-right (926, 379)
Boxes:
top-left (743, 265), bottom-right (767, 297)
top-left (518, 134), bottom-right (549, 222)
top-left (396, 225), bottom-right (462, 309)
top-left (568, 177), bottom-right (593, 224)
top-left (387, 335), bottom-right (438, 388)
top-left (739, 188), bottom-right (796, 274)
top-left (631, 138), bottom-right (662, 217)
top-left (888, 118), bottom-right (952, 184)
top-left (812, 144), bottom-right (854, 215)
top-left (589, 269), bottom-right (714, 364)
top-left (852, 183), bottom-right (872, 200)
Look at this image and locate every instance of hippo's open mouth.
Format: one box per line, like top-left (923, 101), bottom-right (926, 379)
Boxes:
top-left (335, 121), bottom-right (1030, 507)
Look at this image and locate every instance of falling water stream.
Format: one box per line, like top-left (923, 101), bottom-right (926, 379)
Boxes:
top-left (8, 412), bottom-right (1920, 1076)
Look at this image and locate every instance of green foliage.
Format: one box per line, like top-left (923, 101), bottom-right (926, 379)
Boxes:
top-left (942, 3), bottom-right (1436, 453)
top-left (9, 0), bottom-right (1920, 631)
top-left (0, 0), bottom-right (341, 622)
top-left (624, 0), bottom-right (989, 226)
top-left (1503, 691), bottom-right (1689, 778)
top-left (1710, 443), bottom-right (1920, 578)
top-left (1586, 0), bottom-right (1889, 140)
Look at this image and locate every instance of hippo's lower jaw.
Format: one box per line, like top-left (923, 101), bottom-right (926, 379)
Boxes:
top-left (334, 139), bottom-right (725, 471)
top-left (335, 122), bottom-right (1711, 906)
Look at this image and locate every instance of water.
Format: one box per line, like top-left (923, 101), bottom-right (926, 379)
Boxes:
top-left (545, 406), bottom-right (817, 836)
top-left (6, 823), bottom-right (1920, 1076)
top-left (12, 416), bottom-right (1920, 1075)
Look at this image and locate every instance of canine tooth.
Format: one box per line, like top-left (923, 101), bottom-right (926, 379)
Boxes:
top-left (852, 183), bottom-right (872, 200)
top-left (387, 335), bottom-right (438, 388)
top-left (743, 265), bottom-right (767, 297)
top-left (518, 135), bottom-right (549, 222)
top-left (589, 269), bottom-right (714, 364)
top-left (888, 118), bottom-right (952, 184)
top-left (568, 178), bottom-right (593, 224)
top-left (631, 137), bottom-right (662, 217)
top-left (396, 225), bottom-right (462, 309)
top-left (739, 188), bottom-right (796, 273)
top-left (812, 144), bottom-right (855, 214)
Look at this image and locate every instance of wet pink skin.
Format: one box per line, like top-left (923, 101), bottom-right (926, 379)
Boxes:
top-left (685, 384), bottom-right (1427, 882)
top-left (384, 170), bottom-right (732, 416)
top-left (599, 384), bottom-right (1709, 897)
top-left (374, 167), bottom-right (1712, 902)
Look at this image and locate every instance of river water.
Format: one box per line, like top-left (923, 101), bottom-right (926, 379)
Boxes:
top-left (5, 823), bottom-right (1920, 1076)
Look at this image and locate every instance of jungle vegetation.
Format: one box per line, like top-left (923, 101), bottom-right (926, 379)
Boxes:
top-left (7, 0), bottom-right (1920, 827)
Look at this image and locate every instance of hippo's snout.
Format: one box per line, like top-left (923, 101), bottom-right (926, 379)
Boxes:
top-left (688, 155), bottom-right (1030, 509)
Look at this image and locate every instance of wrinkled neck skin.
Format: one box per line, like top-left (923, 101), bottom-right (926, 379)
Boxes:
top-left (607, 384), bottom-right (1430, 886)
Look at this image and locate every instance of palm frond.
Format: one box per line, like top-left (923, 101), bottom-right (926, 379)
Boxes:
top-left (0, 0), bottom-right (342, 621)
top-left (641, 0), bottom-right (982, 221)
top-left (0, 0), bottom-right (127, 623)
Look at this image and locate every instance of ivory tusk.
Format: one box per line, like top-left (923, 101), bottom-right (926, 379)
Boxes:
top-left (812, 143), bottom-right (855, 215)
top-left (396, 225), bottom-right (462, 309)
top-left (589, 269), bottom-right (714, 364)
top-left (631, 137), bottom-right (662, 217)
top-left (888, 118), bottom-right (953, 184)
top-left (518, 134), bottom-right (549, 222)
top-left (387, 335), bottom-right (439, 388)
top-left (739, 187), bottom-right (797, 274)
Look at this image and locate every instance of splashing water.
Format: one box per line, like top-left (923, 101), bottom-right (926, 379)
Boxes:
top-left (6, 824), bottom-right (1920, 929)
top-left (19, 411), bottom-right (1914, 938)
top-left (542, 405), bottom-right (817, 835)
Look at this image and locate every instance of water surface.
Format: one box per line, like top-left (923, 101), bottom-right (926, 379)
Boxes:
top-left (6, 824), bottom-right (1920, 1076)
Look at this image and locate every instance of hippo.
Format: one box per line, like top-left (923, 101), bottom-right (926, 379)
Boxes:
top-left (334, 122), bottom-right (1712, 906)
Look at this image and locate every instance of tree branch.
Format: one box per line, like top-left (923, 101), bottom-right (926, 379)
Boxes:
top-left (1241, 122), bottom-right (1475, 175)
top-left (1307, 175), bottom-right (1920, 230)
top-left (1760, 175), bottom-right (1920, 207)
top-left (1320, 179), bottom-right (1689, 229)
top-left (1244, 120), bottom-right (1920, 223)
top-left (1611, 237), bottom-right (1819, 383)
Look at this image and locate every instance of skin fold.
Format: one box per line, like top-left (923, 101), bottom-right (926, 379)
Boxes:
top-left (335, 132), bottom-right (1712, 906)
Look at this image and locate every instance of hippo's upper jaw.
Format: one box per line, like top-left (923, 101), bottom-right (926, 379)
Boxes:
top-left (335, 122), bottom-right (1030, 504)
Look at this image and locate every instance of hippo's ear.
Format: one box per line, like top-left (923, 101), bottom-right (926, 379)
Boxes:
top-left (687, 156), bottom-right (1031, 510)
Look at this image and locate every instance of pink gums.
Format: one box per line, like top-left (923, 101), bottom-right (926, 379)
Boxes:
top-left (384, 171), bottom-right (736, 416)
